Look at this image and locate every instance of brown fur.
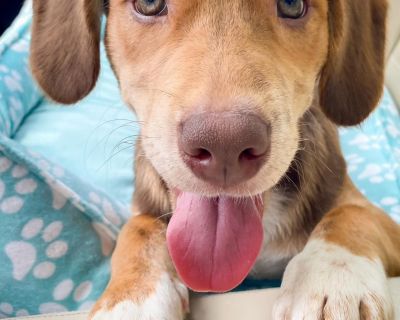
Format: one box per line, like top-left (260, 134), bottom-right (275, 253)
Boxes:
top-left (31, 0), bottom-right (102, 104)
top-left (29, 0), bottom-right (400, 318)
top-left (89, 215), bottom-right (176, 314)
top-left (319, 0), bottom-right (388, 126)
top-left (132, 139), bottom-right (170, 217)
top-left (313, 178), bottom-right (400, 277)
top-left (250, 106), bottom-right (347, 279)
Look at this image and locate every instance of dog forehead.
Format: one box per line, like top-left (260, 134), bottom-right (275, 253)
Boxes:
top-left (108, 0), bottom-right (276, 26)
top-left (168, 0), bottom-right (276, 28)
top-left (107, 0), bottom-right (328, 38)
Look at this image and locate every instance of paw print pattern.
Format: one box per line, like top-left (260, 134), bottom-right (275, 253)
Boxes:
top-left (0, 5), bottom-right (119, 315)
top-left (89, 192), bottom-right (122, 226)
top-left (35, 280), bottom-right (95, 314)
top-left (52, 279), bottom-right (93, 302)
top-left (0, 60), bottom-right (36, 137)
top-left (5, 218), bottom-right (67, 281)
top-left (0, 303), bottom-right (29, 318)
top-left (87, 191), bottom-right (123, 257)
top-left (91, 223), bottom-right (115, 257)
top-left (0, 159), bottom-right (35, 215)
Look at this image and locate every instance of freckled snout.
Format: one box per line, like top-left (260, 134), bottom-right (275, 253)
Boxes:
top-left (178, 112), bottom-right (271, 187)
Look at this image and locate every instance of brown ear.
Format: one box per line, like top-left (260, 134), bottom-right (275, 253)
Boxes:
top-left (319, 0), bottom-right (388, 126)
top-left (30, 0), bottom-right (102, 104)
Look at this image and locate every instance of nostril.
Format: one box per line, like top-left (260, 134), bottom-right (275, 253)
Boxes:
top-left (188, 148), bottom-right (212, 162)
top-left (179, 111), bottom-right (271, 187)
top-left (239, 148), bottom-right (266, 162)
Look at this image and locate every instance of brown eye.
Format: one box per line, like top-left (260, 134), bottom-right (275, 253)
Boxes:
top-left (277, 0), bottom-right (307, 19)
top-left (134, 0), bottom-right (167, 17)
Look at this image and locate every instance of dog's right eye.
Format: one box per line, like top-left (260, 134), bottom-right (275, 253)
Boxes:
top-left (277, 0), bottom-right (307, 19)
top-left (134, 0), bottom-right (167, 17)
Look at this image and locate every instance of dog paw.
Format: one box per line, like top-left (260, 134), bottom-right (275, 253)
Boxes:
top-left (272, 240), bottom-right (394, 320)
top-left (89, 273), bottom-right (189, 320)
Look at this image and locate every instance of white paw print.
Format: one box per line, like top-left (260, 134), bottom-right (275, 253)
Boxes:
top-left (39, 163), bottom-right (80, 212)
top-left (0, 161), bottom-right (36, 215)
top-left (88, 192), bottom-right (121, 256)
top-left (89, 192), bottom-right (122, 226)
top-left (0, 302), bottom-right (29, 318)
top-left (37, 280), bottom-right (95, 314)
top-left (4, 218), bottom-right (68, 281)
top-left (41, 173), bottom-right (68, 210)
top-left (92, 222), bottom-right (115, 256)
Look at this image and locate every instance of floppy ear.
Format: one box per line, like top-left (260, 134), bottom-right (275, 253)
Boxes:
top-left (319, 0), bottom-right (388, 126)
top-left (30, 0), bottom-right (102, 104)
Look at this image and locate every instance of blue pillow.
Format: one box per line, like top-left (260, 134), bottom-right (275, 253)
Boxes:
top-left (13, 43), bottom-right (137, 205)
top-left (340, 91), bottom-right (400, 223)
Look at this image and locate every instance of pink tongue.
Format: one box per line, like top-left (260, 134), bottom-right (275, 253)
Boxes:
top-left (167, 193), bottom-right (264, 293)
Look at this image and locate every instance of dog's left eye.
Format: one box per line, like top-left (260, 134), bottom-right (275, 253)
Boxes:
top-left (277, 0), bottom-right (307, 19)
top-left (133, 0), bottom-right (167, 17)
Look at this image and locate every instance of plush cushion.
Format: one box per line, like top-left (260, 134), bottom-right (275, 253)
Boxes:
top-left (0, 2), bottom-right (399, 317)
top-left (0, 3), bottom-right (128, 317)
top-left (340, 90), bottom-right (400, 224)
top-left (13, 45), bottom-right (136, 204)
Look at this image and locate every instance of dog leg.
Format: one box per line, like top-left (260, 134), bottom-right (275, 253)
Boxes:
top-left (89, 214), bottom-right (188, 320)
top-left (273, 202), bottom-right (400, 320)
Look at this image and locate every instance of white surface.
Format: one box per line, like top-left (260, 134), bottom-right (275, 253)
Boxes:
top-left (386, 0), bottom-right (400, 107)
top-left (5, 278), bottom-right (400, 320)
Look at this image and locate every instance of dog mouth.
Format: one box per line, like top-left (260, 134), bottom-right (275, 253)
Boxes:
top-left (166, 191), bottom-right (264, 293)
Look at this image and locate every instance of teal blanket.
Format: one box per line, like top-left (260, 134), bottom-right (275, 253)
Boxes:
top-left (0, 2), bottom-right (399, 318)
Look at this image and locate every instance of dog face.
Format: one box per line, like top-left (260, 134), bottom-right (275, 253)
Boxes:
top-left (105, 0), bottom-right (327, 197)
top-left (30, 0), bottom-right (387, 198)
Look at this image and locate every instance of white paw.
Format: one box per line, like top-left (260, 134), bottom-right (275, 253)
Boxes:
top-left (91, 274), bottom-right (189, 320)
top-left (273, 240), bottom-right (393, 320)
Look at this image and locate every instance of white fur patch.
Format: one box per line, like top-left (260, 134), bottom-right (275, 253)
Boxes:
top-left (91, 273), bottom-right (188, 320)
top-left (273, 239), bottom-right (394, 319)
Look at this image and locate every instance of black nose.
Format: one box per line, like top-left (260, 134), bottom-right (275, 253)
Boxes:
top-left (178, 112), bottom-right (271, 187)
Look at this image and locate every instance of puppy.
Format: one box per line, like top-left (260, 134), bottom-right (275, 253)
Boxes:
top-left (30, 0), bottom-right (400, 319)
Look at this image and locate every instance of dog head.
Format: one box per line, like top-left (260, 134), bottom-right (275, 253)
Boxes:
top-left (30, 0), bottom-right (387, 292)
top-left (31, 0), bottom-right (387, 198)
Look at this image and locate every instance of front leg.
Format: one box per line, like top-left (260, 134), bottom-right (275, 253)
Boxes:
top-left (274, 197), bottom-right (400, 319)
top-left (89, 214), bottom-right (189, 320)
